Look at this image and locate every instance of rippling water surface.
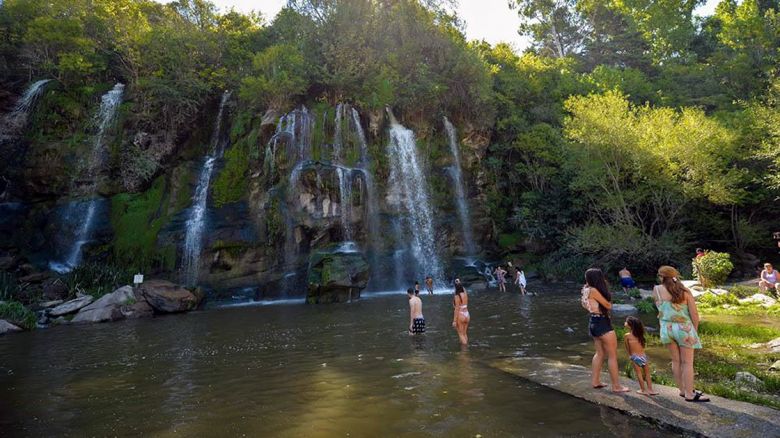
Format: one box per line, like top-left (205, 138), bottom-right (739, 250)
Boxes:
top-left (1, 285), bottom-right (675, 437)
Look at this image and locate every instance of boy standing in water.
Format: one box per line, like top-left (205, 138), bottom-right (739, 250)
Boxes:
top-left (425, 276), bottom-right (434, 294)
top-left (414, 281), bottom-right (421, 296)
top-left (407, 288), bottom-right (425, 334)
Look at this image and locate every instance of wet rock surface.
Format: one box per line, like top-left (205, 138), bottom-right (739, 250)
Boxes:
top-left (306, 251), bottom-right (370, 304)
top-left (0, 319), bottom-right (22, 335)
top-left (493, 357), bottom-right (780, 438)
top-left (139, 280), bottom-right (204, 313)
top-left (49, 295), bottom-right (94, 316)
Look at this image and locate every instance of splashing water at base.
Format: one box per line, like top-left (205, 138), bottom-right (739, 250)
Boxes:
top-left (386, 109), bottom-right (443, 284)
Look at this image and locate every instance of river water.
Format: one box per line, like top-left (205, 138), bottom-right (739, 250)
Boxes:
top-left (1, 286), bottom-right (674, 437)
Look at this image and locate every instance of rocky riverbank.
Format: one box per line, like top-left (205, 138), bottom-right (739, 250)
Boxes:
top-left (0, 280), bottom-right (204, 334)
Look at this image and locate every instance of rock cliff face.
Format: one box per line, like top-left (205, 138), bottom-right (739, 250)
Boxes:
top-left (0, 88), bottom-right (493, 299)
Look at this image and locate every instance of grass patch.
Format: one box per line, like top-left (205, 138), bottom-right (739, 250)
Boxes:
top-left (62, 262), bottom-right (128, 299)
top-left (645, 320), bottom-right (780, 409)
top-left (0, 301), bottom-right (36, 330)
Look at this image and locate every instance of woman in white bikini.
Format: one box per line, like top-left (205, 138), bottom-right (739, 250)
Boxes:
top-left (452, 283), bottom-right (470, 346)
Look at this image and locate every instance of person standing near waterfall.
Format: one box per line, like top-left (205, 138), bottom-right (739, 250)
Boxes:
top-left (425, 276), bottom-right (434, 295)
top-left (494, 265), bottom-right (507, 292)
top-left (407, 288), bottom-right (425, 334)
top-left (453, 283), bottom-right (470, 345)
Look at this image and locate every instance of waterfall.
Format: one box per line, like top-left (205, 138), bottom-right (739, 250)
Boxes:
top-left (352, 108), bottom-right (369, 165)
top-left (443, 117), bottom-right (476, 256)
top-left (282, 107), bottom-right (314, 277)
top-left (385, 109), bottom-right (443, 283)
top-left (182, 91), bottom-right (231, 286)
top-left (1, 79), bottom-right (50, 135)
top-left (333, 103), bottom-right (344, 163)
top-left (336, 167), bottom-right (352, 240)
top-left (50, 83), bottom-right (124, 273)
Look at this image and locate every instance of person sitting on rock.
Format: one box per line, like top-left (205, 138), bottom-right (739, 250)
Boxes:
top-left (759, 263), bottom-right (778, 295)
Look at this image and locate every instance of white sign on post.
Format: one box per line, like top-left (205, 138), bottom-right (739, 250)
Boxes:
top-left (133, 274), bottom-right (144, 286)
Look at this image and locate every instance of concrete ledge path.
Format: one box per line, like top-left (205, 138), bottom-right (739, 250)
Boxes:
top-left (491, 357), bottom-right (780, 438)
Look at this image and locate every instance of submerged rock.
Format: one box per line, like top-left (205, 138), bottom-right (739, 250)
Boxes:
top-left (610, 304), bottom-right (638, 316)
top-left (139, 280), bottom-right (204, 313)
top-left (0, 319), bottom-right (22, 335)
top-left (307, 251), bottom-right (369, 304)
top-left (49, 295), bottom-right (94, 316)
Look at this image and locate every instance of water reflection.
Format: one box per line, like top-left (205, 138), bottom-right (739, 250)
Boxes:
top-left (0, 287), bottom-right (675, 436)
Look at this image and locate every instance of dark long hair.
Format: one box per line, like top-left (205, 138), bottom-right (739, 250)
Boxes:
top-left (454, 284), bottom-right (465, 304)
top-left (585, 268), bottom-right (611, 315)
top-left (625, 316), bottom-right (646, 347)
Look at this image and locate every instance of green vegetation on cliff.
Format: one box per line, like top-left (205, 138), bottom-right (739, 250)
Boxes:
top-left (1, 0), bottom-right (779, 278)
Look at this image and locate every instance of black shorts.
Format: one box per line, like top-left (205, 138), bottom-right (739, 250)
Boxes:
top-left (588, 314), bottom-right (613, 338)
top-left (411, 318), bottom-right (426, 334)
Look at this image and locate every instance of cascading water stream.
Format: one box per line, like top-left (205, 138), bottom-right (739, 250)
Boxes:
top-left (50, 83), bottom-right (124, 273)
top-left (333, 103), bottom-right (344, 163)
top-left (182, 91), bottom-right (231, 286)
top-left (443, 116), bottom-right (476, 256)
top-left (336, 167), bottom-right (353, 241)
top-left (1, 79), bottom-right (51, 136)
top-left (385, 108), bottom-right (443, 283)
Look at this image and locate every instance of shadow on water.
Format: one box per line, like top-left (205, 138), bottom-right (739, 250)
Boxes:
top-left (0, 285), bottom-right (677, 436)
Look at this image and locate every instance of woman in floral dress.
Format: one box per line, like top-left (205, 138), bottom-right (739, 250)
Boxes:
top-left (653, 265), bottom-right (710, 402)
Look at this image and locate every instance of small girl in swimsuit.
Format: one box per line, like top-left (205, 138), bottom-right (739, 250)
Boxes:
top-left (623, 316), bottom-right (657, 396)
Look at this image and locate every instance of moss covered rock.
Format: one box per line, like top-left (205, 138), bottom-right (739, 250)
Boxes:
top-left (306, 250), bottom-right (369, 304)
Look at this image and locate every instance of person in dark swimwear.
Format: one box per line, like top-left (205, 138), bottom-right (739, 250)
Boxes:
top-left (414, 281), bottom-right (421, 296)
top-left (581, 268), bottom-right (629, 393)
top-left (407, 288), bottom-right (425, 334)
top-left (619, 267), bottom-right (636, 292)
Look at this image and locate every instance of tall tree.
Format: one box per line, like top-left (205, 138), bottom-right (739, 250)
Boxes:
top-left (512, 0), bottom-right (587, 58)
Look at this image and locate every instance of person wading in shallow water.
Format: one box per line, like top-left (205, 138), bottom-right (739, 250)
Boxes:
top-left (407, 288), bottom-right (425, 334)
top-left (581, 268), bottom-right (629, 393)
top-left (425, 275), bottom-right (433, 295)
top-left (452, 283), bottom-right (470, 345)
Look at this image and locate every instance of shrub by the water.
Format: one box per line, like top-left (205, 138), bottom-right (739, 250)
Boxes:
top-left (698, 291), bottom-right (740, 307)
top-left (0, 301), bottom-right (36, 330)
top-left (635, 297), bottom-right (657, 314)
top-left (693, 251), bottom-right (734, 287)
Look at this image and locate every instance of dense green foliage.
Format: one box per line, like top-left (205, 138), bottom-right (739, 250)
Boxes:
top-left (1, 0), bottom-right (779, 278)
top-left (693, 251), bottom-right (735, 287)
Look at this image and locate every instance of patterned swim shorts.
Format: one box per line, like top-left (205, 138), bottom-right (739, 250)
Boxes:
top-left (411, 318), bottom-right (426, 334)
top-left (630, 354), bottom-right (648, 367)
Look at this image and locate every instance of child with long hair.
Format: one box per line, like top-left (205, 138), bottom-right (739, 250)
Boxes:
top-left (623, 316), bottom-right (658, 396)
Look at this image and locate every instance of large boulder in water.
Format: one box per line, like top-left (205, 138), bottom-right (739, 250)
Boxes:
top-left (139, 280), bottom-right (204, 313)
top-left (306, 250), bottom-right (370, 304)
top-left (71, 286), bottom-right (153, 323)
